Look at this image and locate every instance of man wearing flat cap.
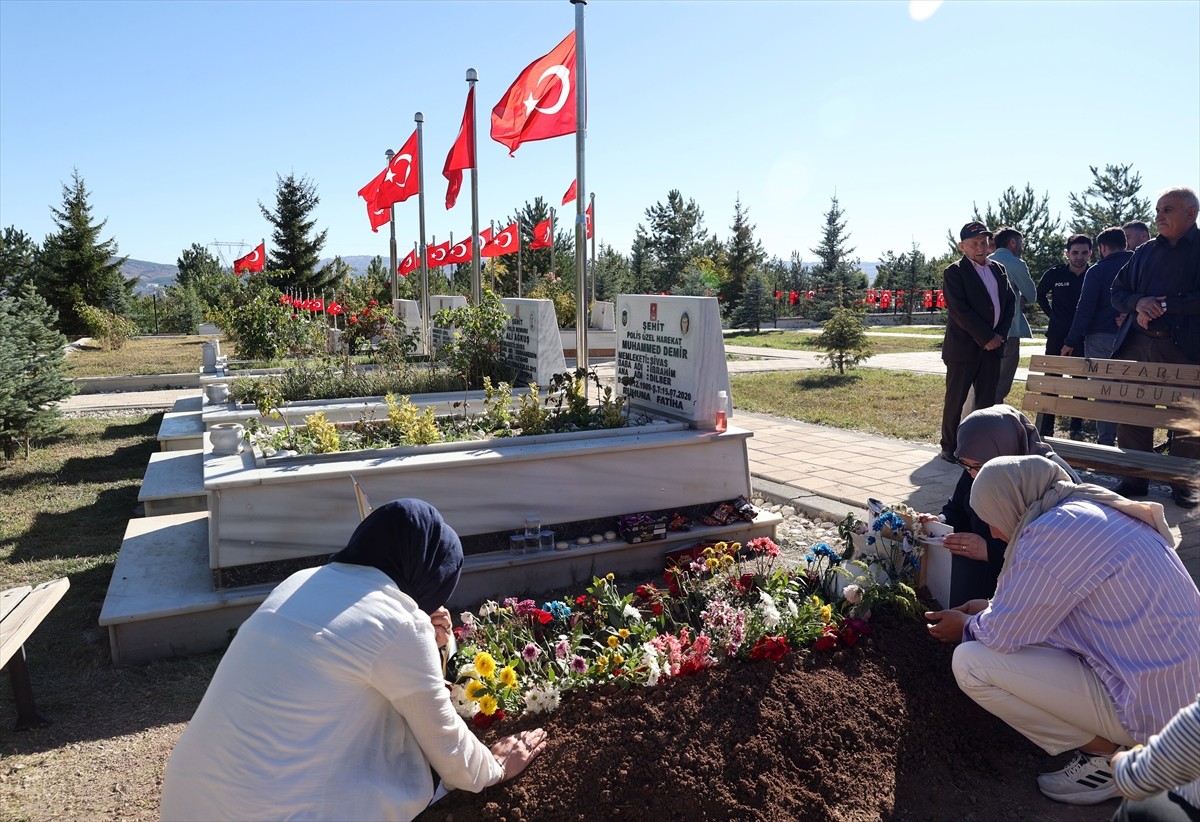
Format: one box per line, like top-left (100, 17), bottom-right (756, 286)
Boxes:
top-left (938, 222), bottom-right (1016, 461)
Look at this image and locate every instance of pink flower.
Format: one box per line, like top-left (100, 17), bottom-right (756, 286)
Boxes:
top-left (843, 584), bottom-right (862, 605)
top-left (522, 643), bottom-right (541, 662)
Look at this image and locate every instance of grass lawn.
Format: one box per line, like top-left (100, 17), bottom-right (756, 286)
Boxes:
top-left (65, 335), bottom-right (213, 377)
top-left (723, 331), bottom-right (942, 356)
top-left (0, 415), bottom-right (220, 821)
top-left (730, 368), bottom-right (1027, 443)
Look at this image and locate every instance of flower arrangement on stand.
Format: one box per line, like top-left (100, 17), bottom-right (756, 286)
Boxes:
top-left (836, 501), bottom-right (925, 619)
top-left (448, 536), bottom-right (871, 730)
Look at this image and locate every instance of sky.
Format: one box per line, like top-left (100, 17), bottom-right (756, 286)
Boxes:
top-left (1, 0), bottom-right (1198, 271)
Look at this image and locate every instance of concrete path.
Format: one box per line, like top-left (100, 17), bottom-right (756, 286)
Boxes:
top-left (60, 341), bottom-right (1197, 583)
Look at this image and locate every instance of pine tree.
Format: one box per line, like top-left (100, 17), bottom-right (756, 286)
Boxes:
top-left (0, 282), bottom-right (75, 458)
top-left (1067, 164), bottom-right (1153, 239)
top-left (36, 169), bottom-right (129, 334)
top-left (175, 243), bottom-right (236, 317)
top-left (592, 243), bottom-right (629, 302)
top-left (813, 306), bottom-right (873, 375)
top-left (639, 190), bottom-right (709, 293)
top-left (259, 173), bottom-right (334, 291)
top-left (722, 196), bottom-right (766, 308)
top-left (731, 270), bottom-right (771, 332)
top-left (1, 227), bottom-right (39, 297)
top-left (957, 184), bottom-right (1065, 282)
top-left (809, 196), bottom-right (865, 319)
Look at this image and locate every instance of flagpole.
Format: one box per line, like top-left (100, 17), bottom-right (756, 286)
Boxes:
top-left (589, 192), bottom-right (596, 305)
top-left (466, 68), bottom-right (482, 305)
top-left (549, 207), bottom-right (555, 281)
top-left (416, 112), bottom-right (431, 355)
top-left (517, 216), bottom-right (523, 298)
top-left (571, 0), bottom-right (589, 371)
top-left (385, 149), bottom-right (398, 310)
top-left (489, 220), bottom-right (495, 292)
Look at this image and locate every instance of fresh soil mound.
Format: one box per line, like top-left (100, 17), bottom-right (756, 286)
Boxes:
top-left (419, 616), bottom-right (1109, 822)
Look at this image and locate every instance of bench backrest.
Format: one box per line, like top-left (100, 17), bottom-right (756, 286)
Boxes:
top-left (1, 578), bottom-right (70, 669)
top-left (1023, 355), bottom-right (1200, 429)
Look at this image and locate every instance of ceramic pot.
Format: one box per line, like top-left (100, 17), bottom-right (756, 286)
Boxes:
top-left (209, 422), bottom-right (244, 455)
top-left (205, 383), bottom-right (230, 405)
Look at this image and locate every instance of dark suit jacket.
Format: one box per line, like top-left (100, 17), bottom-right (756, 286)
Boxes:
top-left (1111, 223), bottom-right (1200, 362)
top-left (941, 256), bottom-right (1016, 363)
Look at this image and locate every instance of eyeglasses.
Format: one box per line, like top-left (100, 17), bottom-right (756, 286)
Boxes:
top-left (956, 459), bottom-right (983, 473)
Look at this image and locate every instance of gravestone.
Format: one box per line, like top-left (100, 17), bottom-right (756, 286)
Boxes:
top-left (429, 295), bottom-right (468, 356)
top-left (499, 298), bottom-right (568, 386)
top-left (615, 295), bottom-right (731, 428)
top-left (393, 299), bottom-right (426, 356)
top-left (590, 301), bottom-right (615, 330)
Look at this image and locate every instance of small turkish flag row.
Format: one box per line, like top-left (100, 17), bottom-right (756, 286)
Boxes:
top-left (279, 294), bottom-right (346, 315)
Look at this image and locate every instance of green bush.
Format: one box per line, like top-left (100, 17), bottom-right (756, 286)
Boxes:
top-left (217, 284), bottom-right (325, 361)
top-left (75, 302), bottom-right (137, 350)
top-left (434, 289), bottom-right (516, 387)
top-left (813, 306), bottom-right (873, 375)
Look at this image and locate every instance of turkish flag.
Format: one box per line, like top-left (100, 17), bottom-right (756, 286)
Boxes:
top-left (585, 202), bottom-right (593, 239)
top-left (366, 200), bottom-right (390, 232)
top-left (448, 227), bottom-right (493, 264)
top-left (327, 301), bottom-right (345, 316)
top-left (426, 240), bottom-right (452, 268)
top-left (481, 222), bottom-right (518, 257)
top-left (936, 289), bottom-right (946, 308)
top-left (529, 217), bottom-right (553, 250)
top-left (443, 87), bottom-right (475, 210)
top-left (867, 289), bottom-right (876, 304)
top-left (562, 179), bottom-right (577, 205)
top-left (233, 242), bottom-right (265, 274)
top-left (490, 31), bottom-right (577, 156)
top-left (923, 290), bottom-right (933, 308)
top-left (359, 130), bottom-right (420, 212)
top-left (399, 248), bottom-right (418, 277)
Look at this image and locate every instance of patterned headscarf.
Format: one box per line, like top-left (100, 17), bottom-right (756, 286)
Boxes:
top-left (329, 499), bottom-right (463, 614)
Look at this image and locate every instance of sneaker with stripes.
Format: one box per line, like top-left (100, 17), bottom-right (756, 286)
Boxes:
top-left (1036, 750), bottom-right (1122, 805)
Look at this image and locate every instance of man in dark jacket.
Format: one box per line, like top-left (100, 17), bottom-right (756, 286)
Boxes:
top-left (938, 222), bottom-right (1016, 461)
top-left (1036, 234), bottom-right (1093, 437)
top-left (1109, 186), bottom-right (1200, 507)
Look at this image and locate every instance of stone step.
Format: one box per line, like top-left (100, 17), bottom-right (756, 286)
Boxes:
top-left (138, 449), bottom-right (206, 516)
top-left (157, 410), bottom-right (204, 452)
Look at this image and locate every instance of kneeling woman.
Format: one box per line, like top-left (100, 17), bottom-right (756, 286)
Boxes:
top-left (160, 499), bottom-right (547, 821)
top-left (926, 456), bottom-right (1200, 808)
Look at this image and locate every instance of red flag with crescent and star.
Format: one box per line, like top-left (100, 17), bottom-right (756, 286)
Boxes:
top-left (233, 242), bottom-right (265, 275)
top-left (529, 218), bottom-right (553, 250)
top-left (399, 248), bottom-right (418, 277)
top-left (443, 87), bottom-right (475, 210)
top-left (359, 130), bottom-right (420, 215)
top-left (365, 201), bottom-right (390, 232)
top-left (562, 179), bottom-right (577, 205)
top-left (480, 222), bottom-right (519, 258)
top-left (448, 227), bottom-right (493, 264)
top-left (585, 202), bottom-right (593, 239)
top-left (426, 240), bottom-right (452, 268)
top-left (491, 31), bottom-right (577, 156)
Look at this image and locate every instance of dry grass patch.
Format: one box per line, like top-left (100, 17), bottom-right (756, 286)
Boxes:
top-left (65, 336), bottom-right (212, 377)
top-left (0, 415), bottom-right (220, 822)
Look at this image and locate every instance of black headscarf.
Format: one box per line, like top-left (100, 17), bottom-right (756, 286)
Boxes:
top-left (329, 499), bottom-right (463, 614)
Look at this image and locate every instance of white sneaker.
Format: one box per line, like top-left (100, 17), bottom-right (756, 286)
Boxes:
top-left (1036, 750), bottom-right (1121, 805)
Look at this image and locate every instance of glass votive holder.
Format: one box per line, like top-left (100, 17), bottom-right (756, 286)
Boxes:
top-left (509, 534), bottom-right (526, 555)
top-left (539, 529), bottom-right (555, 552)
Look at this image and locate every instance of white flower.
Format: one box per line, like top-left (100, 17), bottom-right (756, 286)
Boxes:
top-left (843, 584), bottom-right (863, 605)
top-left (457, 662), bottom-right (478, 680)
top-left (641, 645), bottom-right (663, 687)
top-left (522, 685), bottom-right (562, 715)
top-left (757, 590), bottom-right (781, 629)
top-left (623, 604), bottom-right (642, 622)
top-left (459, 611), bottom-right (475, 626)
top-left (449, 684), bottom-right (474, 718)
top-left (478, 600), bottom-right (499, 618)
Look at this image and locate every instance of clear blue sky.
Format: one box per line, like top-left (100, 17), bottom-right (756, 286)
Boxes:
top-left (1, 0), bottom-right (1197, 270)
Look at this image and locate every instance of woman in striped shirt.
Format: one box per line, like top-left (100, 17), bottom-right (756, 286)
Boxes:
top-left (925, 455), bottom-right (1200, 808)
top-left (1112, 695), bottom-right (1200, 821)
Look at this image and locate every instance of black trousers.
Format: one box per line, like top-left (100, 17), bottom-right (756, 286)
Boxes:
top-left (1037, 334), bottom-right (1084, 437)
top-left (941, 353), bottom-right (1001, 454)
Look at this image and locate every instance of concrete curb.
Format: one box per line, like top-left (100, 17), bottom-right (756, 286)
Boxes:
top-left (751, 474), bottom-right (867, 524)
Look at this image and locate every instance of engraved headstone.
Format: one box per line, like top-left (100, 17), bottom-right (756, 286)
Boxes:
top-left (590, 301), bottom-right (615, 330)
top-left (393, 299), bottom-right (426, 356)
top-left (499, 298), bottom-right (568, 386)
top-left (615, 295), bottom-right (731, 427)
top-left (429, 295), bottom-right (468, 356)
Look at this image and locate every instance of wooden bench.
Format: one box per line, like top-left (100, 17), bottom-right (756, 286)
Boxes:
top-left (1022, 355), bottom-right (1200, 484)
top-left (1, 577), bottom-right (70, 729)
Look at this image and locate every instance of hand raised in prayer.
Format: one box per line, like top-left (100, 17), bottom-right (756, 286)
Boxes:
top-left (429, 606), bottom-right (452, 649)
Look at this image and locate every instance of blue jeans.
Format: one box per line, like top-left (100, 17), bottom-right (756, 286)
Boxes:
top-left (1085, 332), bottom-right (1117, 445)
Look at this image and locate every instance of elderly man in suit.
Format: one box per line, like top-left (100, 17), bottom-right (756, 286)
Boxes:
top-left (938, 221), bottom-right (1017, 461)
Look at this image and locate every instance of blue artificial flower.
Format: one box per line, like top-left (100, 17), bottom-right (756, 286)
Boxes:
top-left (911, 557), bottom-right (921, 571)
top-left (804, 552), bottom-right (816, 563)
top-left (542, 601), bottom-right (572, 620)
top-left (866, 535), bottom-right (876, 546)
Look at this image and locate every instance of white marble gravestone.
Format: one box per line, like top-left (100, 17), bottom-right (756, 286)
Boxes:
top-left (590, 301), bottom-right (615, 330)
top-left (499, 298), bottom-right (568, 386)
top-left (428, 295), bottom-right (467, 356)
top-left (615, 295), bottom-right (731, 428)
top-left (393, 299), bottom-right (426, 355)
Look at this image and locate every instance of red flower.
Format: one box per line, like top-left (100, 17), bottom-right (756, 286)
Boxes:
top-left (748, 635), bottom-right (789, 661)
top-left (532, 609), bottom-right (553, 625)
top-left (472, 708), bottom-right (506, 730)
top-left (813, 634), bottom-right (839, 652)
top-left (636, 584), bottom-right (655, 600)
top-left (368, 299), bottom-right (378, 307)
top-left (349, 315), bottom-right (358, 324)
top-left (650, 602), bottom-right (664, 616)
top-left (739, 573), bottom-right (756, 593)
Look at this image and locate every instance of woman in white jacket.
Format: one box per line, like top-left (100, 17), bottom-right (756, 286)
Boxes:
top-left (160, 499), bottom-right (546, 821)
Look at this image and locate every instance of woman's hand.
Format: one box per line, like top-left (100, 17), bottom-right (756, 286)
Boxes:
top-left (944, 532), bottom-right (988, 562)
top-left (429, 607), bottom-right (452, 649)
top-left (925, 609), bottom-right (970, 643)
top-left (491, 728), bottom-right (548, 782)
top-left (953, 598), bottom-right (990, 616)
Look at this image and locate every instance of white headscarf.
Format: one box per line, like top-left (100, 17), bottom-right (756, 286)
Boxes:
top-left (969, 455), bottom-right (1176, 575)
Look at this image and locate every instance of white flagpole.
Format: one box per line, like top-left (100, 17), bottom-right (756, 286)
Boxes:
top-left (589, 192), bottom-right (596, 304)
top-left (385, 149), bottom-right (398, 309)
top-left (549, 207), bottom-right (555, 281)
top-left (517, 216), bottom-right (524, 298)
top-left (466, 69), bottom-right (482, 305)
top-left (571, 0), bottom-right (588, 371)
top-left (416, 113), bottom-right (431, 355)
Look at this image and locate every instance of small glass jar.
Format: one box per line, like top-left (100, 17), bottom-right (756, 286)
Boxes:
top-left (539, 529), bottom-right (555, 552)
top-left (509, 534), bottom-right (526, 555)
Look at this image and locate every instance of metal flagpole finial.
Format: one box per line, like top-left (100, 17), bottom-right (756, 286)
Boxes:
top-left (415, 112), bottom-right (424, 123)
top-left (466, 68), bottom-right (478, 82)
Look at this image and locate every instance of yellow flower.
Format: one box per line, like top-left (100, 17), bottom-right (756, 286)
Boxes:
top-left (498, 665), bottom-right (518, 688)
top-left (607, 635), bottom-right (620, 649)
top-left (720, 554), bottom-right (735, 567)
top-left (474, 651), bottom-right (497, 679)
top-left (730, 541), bottom-right (742, 552)
top-left (606, 573), bottom-right (615, 582)
top-left (612, 653), bottom-right (624, 665)
top-left (465, 679), bottom-right (487, 701)
top-left (478, 694), bottom-right (498, 716)
top-left (714, 541), bottom-right (728, 552)
top-left (819, 604), bottom-right (833, 624)
top-left (705, 557), bottom-right (719, 571)
top-left (618, 629), bottom-right (630, 639)
top-left (596, 655), bottom-right (609, 669)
